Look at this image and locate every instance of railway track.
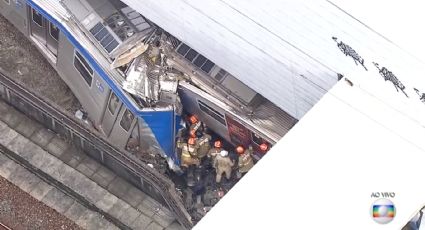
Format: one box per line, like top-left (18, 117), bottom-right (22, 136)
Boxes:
top-left (0, 71), bottom-right (192, 229)
top-left (0, 221), bottom-right (12, 230)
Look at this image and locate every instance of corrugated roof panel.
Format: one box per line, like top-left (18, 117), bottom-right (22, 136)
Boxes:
top-left (121, 0), bottom-right (425, 120)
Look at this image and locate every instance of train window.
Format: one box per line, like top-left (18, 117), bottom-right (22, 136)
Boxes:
top-left (105, 40), bottom-right (119, 53)
top-left (193, 54), bottom-right (207, 68)
top-left (89, 22), bottom-right (119, 54)
top-left (120, 109), bottom-right (135, 132)
top-left (89, 22), bottom-right (103, 35)
top-left (201, 60), bottom-right (215, 73)
top-left (100, 34), bottom-right (114, 48)
top-left (176, 42), bottom-right (216, 73)
top-left (198, 100), bottom-right (226, 125)
top-left (252, 133), bottom-right (265, 146)
top-left (32, 9), bottom-right (43, 27)
top-left (108, 92), bottom-right (120, 115)
top-left (176, 43), bottom-right (190, 56)
top-left (49, 23), bottom-right (59, 41)
top-left (185, 49), bottom-right (198, 62)
top-left (73, 51), bottom-right (93, 86)
top-left (126, 123), bottom-right (140, 152)
top-left (214, 69), bottom-right (228, 82)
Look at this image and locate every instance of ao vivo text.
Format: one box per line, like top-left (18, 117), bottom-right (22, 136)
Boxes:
top-left (371, 192), bottom-right (395, 198)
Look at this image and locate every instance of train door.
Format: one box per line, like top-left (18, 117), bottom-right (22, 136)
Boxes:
top-left (101, 91), bottom-right (122, 136)
top-left (29, 7), bottom-right (59, 57)
top-left (46, 22), bottom-right (59, 55)
top-left (108, 107), bottom-right (137, 150)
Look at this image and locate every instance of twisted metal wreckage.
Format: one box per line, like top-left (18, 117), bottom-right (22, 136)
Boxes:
top-left (110, 31), bottom-right (184, 111)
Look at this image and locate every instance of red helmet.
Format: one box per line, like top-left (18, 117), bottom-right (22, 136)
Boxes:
top-left (188, 137), bottom-right (196, 145)
top-left (259, 143), bottom-right (268, 152)
top-left (214, 140), bottom-right (222, 148)
top-left (189, 115), bottom-right (198, 124)
top-left (236, 146), bottom-right (244, 154)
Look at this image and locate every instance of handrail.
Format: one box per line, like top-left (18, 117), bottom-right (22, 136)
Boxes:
top-left (0, 71), bottom-right (192, 229)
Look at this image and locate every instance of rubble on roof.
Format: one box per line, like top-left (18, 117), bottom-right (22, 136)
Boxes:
top-left (119, 31), bottom-right (186, 109)
top-left (110, 33), bottom-right (150, 69)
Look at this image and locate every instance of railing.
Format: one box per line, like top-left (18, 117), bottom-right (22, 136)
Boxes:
top-left (0, 71), bottom-right (192, 229)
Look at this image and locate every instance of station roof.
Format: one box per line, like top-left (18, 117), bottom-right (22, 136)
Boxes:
top-left (121, 0), bottom-right (425, 120)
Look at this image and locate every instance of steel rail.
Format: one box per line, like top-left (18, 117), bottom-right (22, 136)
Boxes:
top-left (0, 221), bottom-right (12, 230)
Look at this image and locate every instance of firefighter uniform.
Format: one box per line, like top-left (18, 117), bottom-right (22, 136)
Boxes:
top-left (238, 149), bottom-right (254, 174)
top-left (213, 150), bottom-right (234, 183)
top-left (196, 132), bottom-right (211, 159)
top-left (208, 140), bottom-right (223, 159)
top-left (188, 115), bottom-right (202, 137)
top-left (207, 147), bottom-right (221, 160)
top-left (189, 121), bottom-right (202, 136)
top-left (178, 142), bottom-right (199, 168)
top-left (188, 140), bottom-right (199, 158)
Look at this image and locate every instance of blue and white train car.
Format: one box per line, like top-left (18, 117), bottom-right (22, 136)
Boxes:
top-left (0, 0), bottom-right (181, 168)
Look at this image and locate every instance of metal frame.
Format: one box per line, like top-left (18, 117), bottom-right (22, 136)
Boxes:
top-left (48, 22), bottom-right (59, 42)
top-left (107, 91), bottom-right (120, 115)
top-left (73, 50), bottom-right (94, 87)
top-left (119, 108), bottom-right (135, 132)
top-left (31, 8), bottom-right (43, 27)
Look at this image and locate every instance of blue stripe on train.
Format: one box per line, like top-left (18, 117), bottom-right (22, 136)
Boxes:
top-left (174, 114), bottom-right (182, 165)
top-left (27, 0), bottom-right (177, 162)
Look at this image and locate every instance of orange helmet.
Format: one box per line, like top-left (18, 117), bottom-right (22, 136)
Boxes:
top-left (189, 115), bottom-right (198, 124)
top-left (214, 140), bottom-right (222, 148)
top-left (188, 137), bottom-right (196, 145)
top-left (236, 146), bottom-right (245, 155)
top-left (259, 143), bottom-right (268, 152)
top-left (189, 129), bottom-right (196, 137)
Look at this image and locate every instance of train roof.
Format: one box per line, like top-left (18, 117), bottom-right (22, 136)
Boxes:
top-left (121, 0), bottom-right (425, 121)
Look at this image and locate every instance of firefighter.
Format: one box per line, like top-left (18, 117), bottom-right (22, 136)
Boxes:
top-left (213, 150), bottom-right (234, 183)
top-left (196, 130), bottom-right (212, 160)
top-left (187, 137), bottom-right (199, 158)
top-left (178, 138), bottom-right (200, 168)
top-left (185, 137), bottom-right (199, 187)
top-left (236, 145), bottom-right (254, 179)
top-left (259, 143), bottom-right (269, 153)
top-left (189, 115), bottom-right (202, 136)
top-left (208, 140), bottom-right (222, 159)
